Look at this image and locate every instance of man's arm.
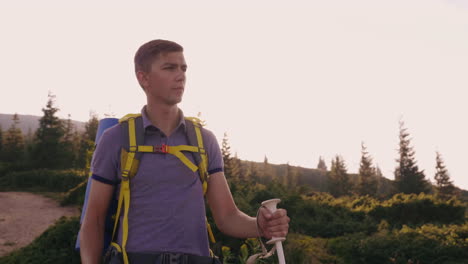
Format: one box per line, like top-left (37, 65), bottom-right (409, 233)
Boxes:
top-left (79, 179), bottom-right (115, 264)
top-left (206, 172), bottom-right (289, 239)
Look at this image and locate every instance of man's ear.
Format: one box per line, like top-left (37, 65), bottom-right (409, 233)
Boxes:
top-left (136, 71), bottom-right (148, 90)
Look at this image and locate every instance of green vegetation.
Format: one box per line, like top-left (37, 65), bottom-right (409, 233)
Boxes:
top-left (0, 169), bottom-right (86, 192)
top-left (0, 94), bottom-right (467, 263)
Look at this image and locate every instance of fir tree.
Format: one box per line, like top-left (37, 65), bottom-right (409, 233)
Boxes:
top-left (84, 112), bottom-right (99, 143)
top-left (71, 128), bottom-right (82, 168)
top-left (32, 93), bottom-right (65, 169)
top-left (2, 113), bottom-right (25, 163)
top-left (231, 152), bottom-right (241, 181)
top-left (76, 113), bottom-right (99, 169)
top-left (394, 121), bottom-right (429, 194)
top-left (262, 155), bottom-right (274, 181)
top-left (434, 151), bottom-right (456, 199)
top-left (328, 155), bottom-right (351, 197)
top-left (221, 132), bottom-right (233, 178)
top-left (357, 142), bottom-right (378, 196)
top-left (317, 156), bottom-right (327, 171)
top-left (61, 114), bottom-right (76, 168)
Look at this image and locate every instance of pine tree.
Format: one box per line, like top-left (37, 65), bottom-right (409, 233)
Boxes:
top-left (231, 152), bottom-right (241, 181)
top-left (85, 113), bottom-right (99, 143)
top-left (317, 156), bottom-right (327, 171)
top-left (394, 121), bottom-right (429, 194)
top-left (262, 155), bottom-right (275, 182)
top-left (32, 93), bottom-right (65, 169)
top-left (2, 113), bottom-right (25, 163)
top-left (357, 142), bottom-right (378, 196)
top-left (61, 114), bottom-right (76, 168)
top-left (434, 151), bottom-right (456, 199)
top-left (76, 113), bottom-right (99, 169)
top-left (221, 132), bottom-right (234, 178)
top-left (328, 155), bottom-right (351, 197)
top-left (71, 129), bottom-right (82, 168)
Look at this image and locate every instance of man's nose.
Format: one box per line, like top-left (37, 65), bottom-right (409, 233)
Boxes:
top-left (175, 68), bottom-right (185, 82)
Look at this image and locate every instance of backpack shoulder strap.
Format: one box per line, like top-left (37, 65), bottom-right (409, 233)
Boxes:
top-left (110, 113), bottom-right (145, 264)
top-left (119, 114), bottom-right (144, 151)
top-left (185, 117), bottom-right (216, 244)
top-left (118, 114), bottom-right (144, 178)
top-left (185, 117), bottom-right (209, 190)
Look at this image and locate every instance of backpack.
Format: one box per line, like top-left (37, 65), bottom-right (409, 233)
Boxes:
top-left (76, 114), bottom-right (216, 263)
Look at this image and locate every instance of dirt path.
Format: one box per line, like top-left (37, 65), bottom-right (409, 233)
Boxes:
top-left (0, 192), bottom-right (80, 257)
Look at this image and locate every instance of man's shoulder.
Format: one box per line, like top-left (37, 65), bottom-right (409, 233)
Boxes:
top-left (199, 126), bottom-right (217, 142)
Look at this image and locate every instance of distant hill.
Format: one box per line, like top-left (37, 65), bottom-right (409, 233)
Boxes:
top-left (239, 160), bottom-right (395, 196)
top-left (0, 114), bottom-right (86, 135)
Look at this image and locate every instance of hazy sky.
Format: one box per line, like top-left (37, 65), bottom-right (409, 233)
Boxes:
top-left (1, 0), bottom-right (467, 189)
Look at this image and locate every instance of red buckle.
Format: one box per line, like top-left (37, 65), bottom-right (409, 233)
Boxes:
top-left (154, 144), bottom-right (169, 153)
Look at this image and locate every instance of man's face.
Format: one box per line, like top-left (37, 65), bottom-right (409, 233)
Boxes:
top-left (138, 52), bottom-right (187, 106)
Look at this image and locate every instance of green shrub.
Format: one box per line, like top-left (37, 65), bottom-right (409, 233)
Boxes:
top-left (368, 193), bottom-right (466, 227)
top-left (0, 217), bottom-right (81, 264)
top-left (328, 223), bottom-right (468, 264)
top-left (283, 233), bottom-right (338, 264)
top-left (0, 169), bottom-right (86, 192)
top-left (285, 193), bottom-right (377, 238)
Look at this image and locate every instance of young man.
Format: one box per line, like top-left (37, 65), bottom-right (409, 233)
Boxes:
top-left (79, 39), bottom-right (290, 264)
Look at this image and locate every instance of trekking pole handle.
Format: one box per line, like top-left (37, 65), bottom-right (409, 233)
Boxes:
top-left (261, 199), bottom-right (286, 264)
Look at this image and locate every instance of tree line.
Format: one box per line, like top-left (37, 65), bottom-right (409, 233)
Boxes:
top-left (0, 92), bottom-right (98, 171)
top-left (1, 92), bottom-right (460, 202)
top-left (221, 121), bottom-right (459, 201)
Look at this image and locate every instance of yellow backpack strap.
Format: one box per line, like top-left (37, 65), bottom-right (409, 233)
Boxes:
top-left (185, 117), bottom-right (215, 243)
top-left (111, 114), bottom-right (144, 264)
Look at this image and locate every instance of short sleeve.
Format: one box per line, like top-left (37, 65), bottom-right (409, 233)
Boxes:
top-left (203, 129), bottom-right (224, 175)
top-left (90, 124), bottom-right (122, 185)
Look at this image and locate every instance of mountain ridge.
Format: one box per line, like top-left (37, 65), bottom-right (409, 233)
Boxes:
top-left (0, 113), bottom-right (86, 135)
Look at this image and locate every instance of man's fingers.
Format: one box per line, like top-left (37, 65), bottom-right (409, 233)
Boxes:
top-left (271, 209), bottom-right (288, 218)
top-left (265, 216), bottom-right (290, 227)
top-left (258, 207), bottom-right (290, 239)
top-left (262, 224), bottom-right (289, 238)
top-left (259, 207), bottom-right (272, 219)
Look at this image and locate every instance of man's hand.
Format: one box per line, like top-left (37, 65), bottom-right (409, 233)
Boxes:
top-left (257, 207), bottom-right (290, 239)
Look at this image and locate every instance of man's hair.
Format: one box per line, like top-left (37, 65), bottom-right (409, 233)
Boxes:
top-left (134, 39), bottom-right (184, 73)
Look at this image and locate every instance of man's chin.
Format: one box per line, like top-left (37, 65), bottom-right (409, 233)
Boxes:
top-left (165, 97), bottom-right (183, 106)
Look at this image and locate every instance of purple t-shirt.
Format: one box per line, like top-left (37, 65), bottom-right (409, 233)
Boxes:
top-left (90, 108), bottom-right (223, 256)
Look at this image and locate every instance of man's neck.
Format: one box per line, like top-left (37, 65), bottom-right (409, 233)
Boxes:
top-left (145, 103), bottom-right (181, 136)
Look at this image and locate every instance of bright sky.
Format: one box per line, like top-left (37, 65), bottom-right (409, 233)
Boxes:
top-left (1, 0), bottom-right (467, 189)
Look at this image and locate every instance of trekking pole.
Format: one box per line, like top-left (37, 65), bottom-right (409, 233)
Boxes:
top-left (261, 199), bottom-right (286, 264)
